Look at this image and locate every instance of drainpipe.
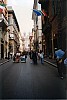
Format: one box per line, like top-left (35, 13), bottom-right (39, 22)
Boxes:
top-left (52, 32), bottom-right (54, 59)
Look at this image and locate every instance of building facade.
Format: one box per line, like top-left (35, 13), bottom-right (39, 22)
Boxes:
top-left (48, 0), bottom-right (67, 58)
top-left (19, 32), bottom-right (24, 53)
top-left (38, 0), bottom-right (67, 58)
top-left (0, 0), bottom-right (8, 59)
top-left (32, 0), bottom-right (42, 52)
top-left (7, 6), bottom-right (20, 57)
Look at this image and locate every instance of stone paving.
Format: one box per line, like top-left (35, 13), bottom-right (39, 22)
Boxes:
top-left (0, 57), bottom-right (57, 67)
top-left (0, 59), bottom-right (9, 66)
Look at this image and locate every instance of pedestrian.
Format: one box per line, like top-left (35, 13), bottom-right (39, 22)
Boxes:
top-left (55, 49), bottom-right (65, 79)
top-left (29, 50), bottom-right (33, 63)
top-left (38, 51), bottom-right (40, 60)
top-left (32, 50), bottom-right (37, 64)
top-left (29, 50), bottom-right (32, 59)
top-left (64, 58), bottom-right (67, 76)
top-left (40, 50), bottom-right (44, 64)
top-left (8, 52), bottom-right (10, 60)
top-left (10, 53), bottom-right (12, 59)
top-left (64, 58), bottom-right (67, 66)
top-left (56, 56), bottom-right (64, 79)
top-left (13, 54), bottom-right (16, 62)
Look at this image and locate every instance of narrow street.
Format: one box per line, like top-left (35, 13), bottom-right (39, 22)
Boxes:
top-left (0, 0), bottom-right (67, 99)
top-left (0, 56), bottom-right (66, 99)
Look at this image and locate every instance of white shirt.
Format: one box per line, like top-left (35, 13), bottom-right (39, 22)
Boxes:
top-left (40, 52), bottom-right (44, 58)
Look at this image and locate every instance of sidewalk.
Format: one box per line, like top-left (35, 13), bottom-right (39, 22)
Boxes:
top-left (0, 59), bottom-right (10, 66)
top-left (44, 57), bottom-right (57, 68)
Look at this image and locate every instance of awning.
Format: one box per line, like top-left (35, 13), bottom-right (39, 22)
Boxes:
top-left (33, 9), bottom-right (47, 17)
top-left (33, 9), bottom-right (42, 16)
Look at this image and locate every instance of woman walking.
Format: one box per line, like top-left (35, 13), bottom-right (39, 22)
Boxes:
top-left (40, 50), bottom-right (44, 64)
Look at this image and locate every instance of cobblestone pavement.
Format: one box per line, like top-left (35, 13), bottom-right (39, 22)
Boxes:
top-left (0, 59), bottom-right (10, 66)
top-left (0, 57), bottom-right (57, 67)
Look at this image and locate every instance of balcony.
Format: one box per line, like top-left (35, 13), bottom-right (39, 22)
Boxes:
top-left (0, 14), bottom-right (8, 27)
top-left (9, 33), bottom-right (15, 40)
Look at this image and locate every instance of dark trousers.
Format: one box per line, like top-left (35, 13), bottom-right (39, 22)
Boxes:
top-left (41, 58), bottom-right (44, 64)
top-left (33, 58), bottom-right (37, 64)
top-left (57, 62), bottom-right (63, 77)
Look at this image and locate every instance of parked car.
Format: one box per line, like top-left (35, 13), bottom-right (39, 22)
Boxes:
top-left (20, 55), bottom-right (26, 63)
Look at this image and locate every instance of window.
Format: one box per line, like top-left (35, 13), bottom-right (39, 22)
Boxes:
top-left (52, 0), bottom-right (55, 16)
top-left (52, 0), bottom-right (61, 16)
top-left (56, 0), bottom-right (61, 14)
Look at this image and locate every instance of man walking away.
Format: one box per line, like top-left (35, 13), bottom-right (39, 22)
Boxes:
top-left (32, 50), bottom-right (37, 64)
top-left (56, 56), bottom-right (64, 79)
